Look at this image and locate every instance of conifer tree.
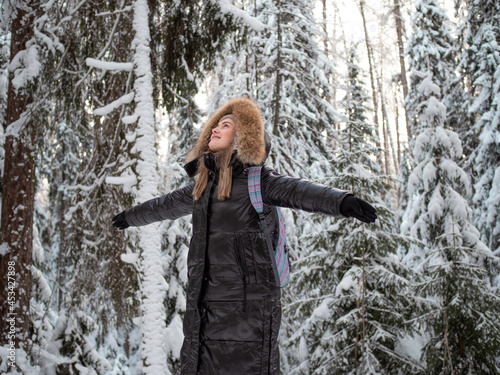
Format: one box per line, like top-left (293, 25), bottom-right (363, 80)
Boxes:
top-left (447, 1), bottom-right (500, 260)
top-left (405, 0), bottom-right (454, 138)
top-left (401, 53), bottom-right (500, 375)
top-left (465, 4), bottom-right (500, 254)
top-left (400, 0), bottom-right (455, 257)
top-left (0, 0), bottom-right (131, 371)
top-left (450, 0), bottom-right (499, 161)
top-left (402, 3), bottom-right (500, 370)
top-left (285, 45), bottom-right (417, 374)
top-left (399, 0), bottom-right (454, 224)
top-left (152, 0), bottom-right (240, 111)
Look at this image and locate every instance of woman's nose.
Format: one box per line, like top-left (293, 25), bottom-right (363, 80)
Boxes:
top-left (212, 127), bottom-right (220, 134)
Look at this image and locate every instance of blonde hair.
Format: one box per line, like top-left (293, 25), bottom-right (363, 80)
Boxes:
top-left (192, 143), bottom-right (235, 201)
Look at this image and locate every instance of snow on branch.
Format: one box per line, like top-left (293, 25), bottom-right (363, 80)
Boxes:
top-left (96, 6), bottom-right (133, 17)
top-left (120, 252), bottom-right (139, 264)
top-left (86, 58), bottom-right (134, 73)
top-left (216, 0), bottom-right (265, 31)
top-left (416, 72), bottom-right (441, 97)
top-left (31, 266), bottom-right (52, 305)
top-left (9, 43), bottom-right (42, 90)
top-left (105, 173), bottom-right (138, 193)
top-left (1, 108), bottom-right (31, 138)
top-left (1, 1), bottom-right (32, 24)
top-left (93, 92), bottom-right (135, 116)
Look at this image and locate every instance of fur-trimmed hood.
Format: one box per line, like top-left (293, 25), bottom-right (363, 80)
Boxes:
top-left (185, 98), bottom-right (266, 169)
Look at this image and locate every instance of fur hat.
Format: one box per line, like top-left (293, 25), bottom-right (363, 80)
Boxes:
top-left (185, 98), bottom-right (266, 166)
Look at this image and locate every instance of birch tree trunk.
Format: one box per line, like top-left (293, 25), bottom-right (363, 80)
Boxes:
top-left (0, 3), bottom-right (37, 352)
top-left (132, 1), bottom-right (169, 373)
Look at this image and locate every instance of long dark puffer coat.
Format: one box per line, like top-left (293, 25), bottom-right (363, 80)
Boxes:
top-left (123, 98), bottom-right (350, 375)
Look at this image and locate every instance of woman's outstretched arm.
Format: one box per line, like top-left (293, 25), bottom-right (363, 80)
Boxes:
top-left (261, 166), bottom-right (376, 223)
top-left (113, 183), bottom-right (195, 229)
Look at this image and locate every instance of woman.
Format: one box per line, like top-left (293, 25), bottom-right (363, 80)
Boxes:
top-left (112, 98), bottom-right (377, 375)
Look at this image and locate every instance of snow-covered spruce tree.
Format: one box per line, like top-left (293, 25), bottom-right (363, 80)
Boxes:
top-left (0, 2), bottom-right (83, 373)
top-left (399, 0), bottom-right (455, 260)
top-left (284, 46), bottom-right (417, 374)
top-left (401, 72), bottom-right (500, 373)
top-left (31, 121), bottom-right (84, 373)
top-left (450, 0), bottom-right (499, 163)
top-left (474, 64), bottom-right (500, 256)
top-left (405, 0), bottom-right (455, 138)
top-left (0, 1), bottom-right (120, 372)
top-left (465, 7), bottom-right (500, 255)
top-left (449, 2), bottom-right (500, 259)
top-left (398, 0), bottom-right (452, 224)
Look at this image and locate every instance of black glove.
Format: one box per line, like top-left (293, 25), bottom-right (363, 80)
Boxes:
top-left (339, 196), bottom-right (377, 223)
top-left (112, 211), bottom-right (130, 230)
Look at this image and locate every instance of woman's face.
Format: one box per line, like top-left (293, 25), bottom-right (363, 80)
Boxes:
top-left (208, 115), bottom-right (237, 152)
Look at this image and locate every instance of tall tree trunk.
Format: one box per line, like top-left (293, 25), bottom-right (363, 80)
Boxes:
top-left (322, 0), bottom-right (336, 108)
top-left (358, 0), bottom-right (382, 165)
top-left (381, 95), bottom-right (391, 175)
top-left (378, 55), bottom-right (397, 176)
top-left (132, 1), bottom-right (169, 374)
top-left (322, 0), bottom-right (329, 55)
top-left (393, 0), bottom-right (411, 139)
top-left (394, 84), bottom-right (401, 169)
top-left (56, 191), bottom-right (66, 312)
top-left (273, 0), bottom-right (282, 136)
top-left (0, 4), bottom-right (37, 350)
top-left (386, 102), bottom-right (399, 176)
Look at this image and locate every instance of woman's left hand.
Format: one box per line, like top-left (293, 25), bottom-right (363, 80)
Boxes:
top-left (339, 196), bottom-right (377, 223)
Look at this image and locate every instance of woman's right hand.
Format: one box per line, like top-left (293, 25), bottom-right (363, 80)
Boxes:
top-left (112, 211), bottom-right (130, 230)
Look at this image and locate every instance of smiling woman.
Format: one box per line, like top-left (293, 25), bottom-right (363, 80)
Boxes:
top-left (112, 97), bottom-right (377, 374)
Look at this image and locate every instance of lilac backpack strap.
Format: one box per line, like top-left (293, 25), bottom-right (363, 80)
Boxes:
top-left (248, 166), bottom-right (290, 287)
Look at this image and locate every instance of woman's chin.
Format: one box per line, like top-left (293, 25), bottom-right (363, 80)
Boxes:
top-left (208, 142), bottom-right (222, 152)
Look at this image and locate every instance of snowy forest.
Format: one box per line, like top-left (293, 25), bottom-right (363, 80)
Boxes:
top-left (0, 0), bottom-right (499, 374)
